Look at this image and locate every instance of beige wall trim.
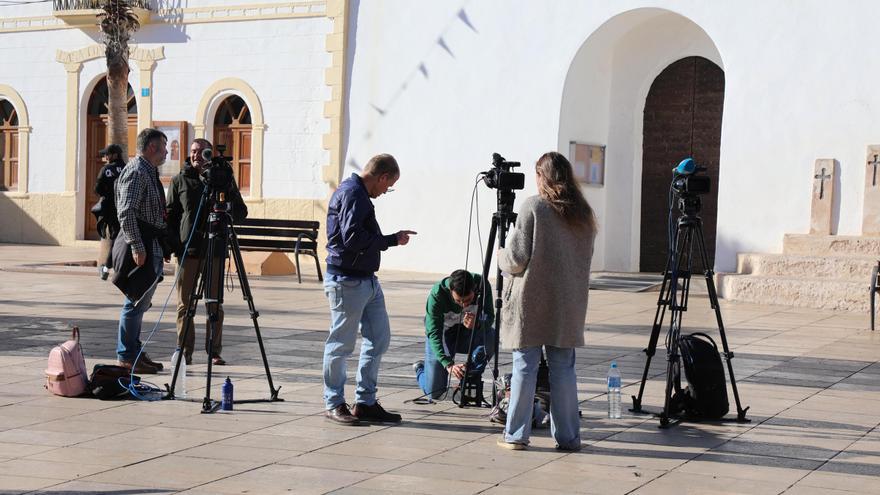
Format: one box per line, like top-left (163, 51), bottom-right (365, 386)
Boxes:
top-left (3, 2), bottom-right (327, 33)
top-left (195, 78), bottom-right (265, 199)
top-left (0, 192), bottom-right (77, 245)
top-left (131, 46), bottom-right (165, 133)
top-left (0, 16), bottom-right (68, 34)
top-left (0, 84), bottom-right (31, 194)
top-left (55, 44), bottom-right (164, 188)
top-left (321, 0), bottom-right (348, 188)
top-left (156, 1), bottom-right (326, 25)
top-left (55, 44), bottom-right (103, 65)
top-left (56, 45), bottom-right (100, 193)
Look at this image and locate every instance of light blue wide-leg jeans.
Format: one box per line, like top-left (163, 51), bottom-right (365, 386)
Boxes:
top-left (504, 345), bottom-right (581, 449)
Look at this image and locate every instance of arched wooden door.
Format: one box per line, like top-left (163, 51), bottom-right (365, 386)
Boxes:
top-left (640, 57), bottom-right (724, 272)
top-left (0, 99), bottom-right (19, 191)
top-left (213, 95), bottom-right (252, 196)
top-left (84, 78), bottom-right (138, 240)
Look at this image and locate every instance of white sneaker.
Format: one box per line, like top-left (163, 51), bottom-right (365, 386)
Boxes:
top-left (412, 359), bottom-right (424, 374)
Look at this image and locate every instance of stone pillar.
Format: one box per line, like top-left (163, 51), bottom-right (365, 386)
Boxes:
top-left (62, 62), bottom-right (82, 193)
top-left (810, 159), bottom-right (836, 235)
top-left (862, 145), bottom-right (880, 235)
top-left (135, 59), bottom-right (156, 133)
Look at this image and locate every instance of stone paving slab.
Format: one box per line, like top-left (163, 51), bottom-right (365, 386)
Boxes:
top-left (1, 243), bottom-right (879, 494)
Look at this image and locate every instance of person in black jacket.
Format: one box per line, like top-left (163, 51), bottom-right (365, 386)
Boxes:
top-left (166, 138), bottom-right (247, 366)
top-left (322, 153), bottom-right (416, 425)
top-left (93, 144), bottom-right (126, 279)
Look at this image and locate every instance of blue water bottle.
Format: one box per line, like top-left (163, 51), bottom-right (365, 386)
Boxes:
top-left (221, 377), bottom-right (234, 411)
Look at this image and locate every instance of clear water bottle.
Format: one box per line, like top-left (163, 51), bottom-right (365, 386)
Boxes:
top-left (607, 361), bottom-right (622, 419)
top-left (221, 377), bottom-right (234, 411)
top-left (171, 349), bottom-right (187, 398)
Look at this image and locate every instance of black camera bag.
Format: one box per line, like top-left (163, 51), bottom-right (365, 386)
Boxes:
top-left (676, 333), bottom-right (729, 419)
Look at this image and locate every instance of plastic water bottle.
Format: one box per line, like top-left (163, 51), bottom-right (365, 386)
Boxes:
top-left (171, 349), bottom-right (187, 398)
top-left (607, 361), bottom-right (622, 419)
top-left (221, 377), bottom-right (234, 411)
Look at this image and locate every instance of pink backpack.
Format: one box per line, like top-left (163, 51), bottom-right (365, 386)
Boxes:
top-left (45, 326), bottom-right (88, 397)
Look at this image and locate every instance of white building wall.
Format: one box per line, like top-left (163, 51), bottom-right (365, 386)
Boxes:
top-left (0, 1), bottom-right (332, 200)
top-left (0, 27), bottom-right (95, 193)
top-left (345, 0), bottom-right (880, 273)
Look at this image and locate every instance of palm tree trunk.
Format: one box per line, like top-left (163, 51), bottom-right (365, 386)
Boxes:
top-left (106, 62), bottom-right (130, 159)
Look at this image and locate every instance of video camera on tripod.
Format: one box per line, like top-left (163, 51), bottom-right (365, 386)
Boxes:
top-left (198, 145), bottom-right (236, 195)
top-left (630, 157), bottom-right (749, 427)
top-left (482, 153), bottom-right (526, 192)
top-left (671, 158), bottom-right (710, 215)
top-left (454, 154), bottom-right (527, 408)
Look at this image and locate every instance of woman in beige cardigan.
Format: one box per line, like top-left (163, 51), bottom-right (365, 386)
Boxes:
top-left (496, 151), bottom-right (597, 451)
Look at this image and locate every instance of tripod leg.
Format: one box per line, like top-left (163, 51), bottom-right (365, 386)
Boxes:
top-left (168, 250), bottom-right (208, 397)
top-left (477, 217), bottom-right (500, 405)
top-left (694, 224), bottom-right (750, 422)
top-left (632, 260), bottom-right (674, 413)
top-left (229, 232), bottom-right (282, 401)
top-left (659, 221), bottom-right (691, 427)
top-left (201, 229), bottom-right (224, 413)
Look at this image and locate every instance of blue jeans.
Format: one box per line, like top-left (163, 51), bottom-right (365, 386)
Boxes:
top-left (416, 327), bottom-right (495, 399)
top-left (116, 254), bottom-right (164, 361)
top-left (504, 346), bottom-right (581, 450)
top-left (323, 275), bottom-right (391, 410)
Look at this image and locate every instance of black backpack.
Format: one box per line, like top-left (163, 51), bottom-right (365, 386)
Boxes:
top-left (87, 365), bottom-right (135, 400)
top-left (673, 333), bottom-right (729, 419)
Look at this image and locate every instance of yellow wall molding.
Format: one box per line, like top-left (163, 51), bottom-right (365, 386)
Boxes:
top-left (195, 78), bottom-right (266, 200)
top-left (55, 44), bottom-right (100, 193)
top-left (2, 2), bottom-right (328, 33)
top-left (322, 0), bottom-right (348, 188)
top-left (156, 1), bottom-right (326, 25)
top-left (131, 46), bottom-right (165, 133)
top-left (0, 84), bottom-right (31, 194)
top-left (0, 192), bottom-right (77, 245)
top-left (0, 16), bottom-right (68, 33)
top-left (55, 44), bottom-right (103, 65)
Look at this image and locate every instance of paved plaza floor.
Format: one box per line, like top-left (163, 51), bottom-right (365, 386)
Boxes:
top-left (1, 243), bottom-right (879, 494)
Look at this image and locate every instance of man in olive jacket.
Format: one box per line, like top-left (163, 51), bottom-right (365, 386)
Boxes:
top-left (165, 138), bottom-right (247, 365)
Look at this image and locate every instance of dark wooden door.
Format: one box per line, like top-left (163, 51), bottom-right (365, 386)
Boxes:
top-left (640, 57), bottom-right (724, 272)
top-left (0, 102), bottom-right (18, 191)
top-left (213, 125), bottom-right (252, 195)
top-left (84, 115), bottom-right (138, 239)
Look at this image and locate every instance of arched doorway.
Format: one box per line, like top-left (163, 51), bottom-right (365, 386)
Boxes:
top-left (84, 77), bottom-right (138, 239)
top-left (639, 56), bottom-right (724, 272)
top-left (213, 95), bottom-right (252, 196)
top-left (0, 99), bottom-right (19, 191)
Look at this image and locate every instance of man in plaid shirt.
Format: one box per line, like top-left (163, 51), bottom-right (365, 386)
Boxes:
top-left (114, 128), bottom-right (170, 374)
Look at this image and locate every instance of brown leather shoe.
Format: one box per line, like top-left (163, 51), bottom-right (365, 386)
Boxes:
top-left (211, 356), bottom-right (226, 366)
top-left (325, 404), bottom-right (360, 425)
top-left (117, 359), bottom-right (160, 375)
top-left (139, 352), bottom-right (164, 371)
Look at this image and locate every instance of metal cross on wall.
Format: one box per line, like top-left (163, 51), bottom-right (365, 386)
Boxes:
top-left (870, 154), bottom-right (880, 187)
top-left (815, 167), bottom-right (831, 199)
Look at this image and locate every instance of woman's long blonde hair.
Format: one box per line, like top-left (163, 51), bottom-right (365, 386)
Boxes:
top-left (535, 152), bottom-right (597, 231)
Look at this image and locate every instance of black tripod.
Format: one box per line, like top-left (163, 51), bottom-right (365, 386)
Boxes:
top-left (630, 193), bottom-right (749, 427)
top-left (165, 186), bottom-right (282, 413)
top-left (471, 194), bottom-right (516, 407)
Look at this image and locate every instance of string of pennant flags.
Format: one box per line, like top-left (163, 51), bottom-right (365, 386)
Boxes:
top-left (349, 3), bottom-right (477, 171)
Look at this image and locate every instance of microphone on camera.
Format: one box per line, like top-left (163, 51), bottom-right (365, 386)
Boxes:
top-left (201, 149), bottom-right (213, 162)
top-left (673, 157), bottom-right (696, 175)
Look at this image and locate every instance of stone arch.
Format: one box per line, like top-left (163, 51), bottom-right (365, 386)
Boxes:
top-left (558, 8), bottom-right (723, 271)
top-left (195, 78), bottom-right (265, 199)
top-left (0, 84), bottom-right (30, 193)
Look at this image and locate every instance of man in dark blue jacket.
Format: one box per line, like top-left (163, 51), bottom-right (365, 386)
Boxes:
top-left (323, 153), bottom-right (416, 425)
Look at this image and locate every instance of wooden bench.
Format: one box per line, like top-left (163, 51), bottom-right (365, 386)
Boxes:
top-left (235, 218), bottom-right (323, 283)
